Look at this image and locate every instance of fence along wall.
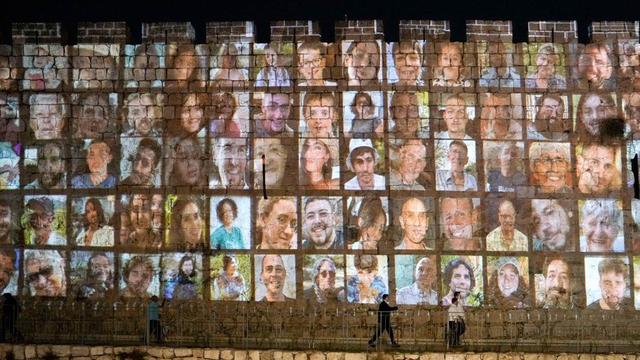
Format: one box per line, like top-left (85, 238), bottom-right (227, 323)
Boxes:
top-left (1, 20), bottom-right (640, 323)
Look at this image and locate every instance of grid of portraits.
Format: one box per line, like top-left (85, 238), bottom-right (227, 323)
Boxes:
top-left (1, 38), bottom-right (640, 311)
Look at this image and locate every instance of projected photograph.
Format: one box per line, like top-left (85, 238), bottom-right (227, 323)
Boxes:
top-left (530, 199), bottom-right (576, 252)
top-left (0, 247), bottom-right (19, 295)
top-left (253, 43), bottom-right (293, 87)
top-left (165, 93), bottom-right (208, 138)
top-left (584, 256), bottom-right (632, 311)
top-left (160, 252), bottom-right (203, 300)
top-left (27, 93), bottom-right (68, 141)
top-left (119, 253), bottom-right (161, 298)
top-left (532, 255), bottom-right (584, 309)
top-left (22, 141), bottom-right (66, 190)
top-left (255, 196), bottom-right (297, 250)
top-left (123, 44), bottom-right (165, 89)
top-left (342, 40), bottom-right (383, 86)
top-left (433, 93), bottom-right (476, 139)
top-left (572, 92), bottom-right (617, 142)
top-left (387, 41), bottom-right (425, 86)
top-left (440, 255), bottom-right (483, 306)
top-left (435, 139), bottom-right (478, 192)
top-left (0, 197), bottom-right (20, 245)
top-left (296, 40), bottom-right (338, 87)
top-left (618, 39), bottom-right (640, 91)
top-left (252, 92), bottom-right (297, 137)
top-left (254, 254), bottom-right (296, 302)
top-left (300, 92), bottom-right (339, 138)
top-left (164, 195), bottom-right (207, 251)
top-left (70, 139), bottom-right (117, 189)
top-left (575, 143), bottom-right (622, 195)
top-left (346, 254), bottom-right (388, 304)
top-left (388, 139), bottom-right (431, 191)
top-left (209, 43), bottom-right (251, 88)
top-left (524, 43), bottom-right (567, 91)
top-left (0, 94), bottom-right (20, 142)
top-left (525, 94), bottom-right (571, 141)
top-left (24, 249), bottom-right (66, 297)
top-left (484, 197), bottom-right (528, 252)
top-left (579, 199), bottom-right (624, 253)
top-left (210, 253), bottom-right (252, 301)
top-left (301, 197), bottom-right (343, 250)
top-left (121, 92), bottom-right (165, 137)
top-left (210, 196), bottom-right (251, 250)
top-left (71, 196), bottom-right (115, 247)
top-left (343, 138), bottom-right (385, 191)
top-left (431, 41), bottom-right (474, 88)
top-left (70, 92), bottom-right (117, 139)
top-left (119, 193), bottom-right (163, 249)
top-left (70, 251), bottom-right (115, 300)
top-left (21, 44), bottom-right (69, 91)
top-left (477, 41), bottom-right (523, 88)
top-left (22, 195), bottom-right (67, 246)
top-left (343, 91), bottom-right (384, 139)
top-left (478, 93), bottom-right (523, 140)
top-left (387, 91), bottom-right (429, 139)
top-left (0, 142), bottom-right (19, 189)
top-left (303, 255), bottom-right (345, 304)
top-left (439, 197), bottom-right (482, 251)
top-left (209, 92), bottom-right (251, 138)
top-left (486, 256), bottom-right (530, 308)
top-left (569, 42), bottom-right (616, 91)
top-left (346, 196), bottom-right (389, 250)
top-left (120, 137), bottom-right (162, 187)
top-left (298, 138), bottom-right (340, 190)
top-left (210, 137), bottom-right (249, 190)
top-left (253, 137), bottom-right (297, 189)
top-left (389, 197), bottom-right (435, 250)
top-left (483, 141), bottom-right (526, 192)
top-left (529, 142), bottom-right (572, 193)
top-left (395, 255), bottom-right (438, 305)
top-left (71, 44), bottom-right (120, 91)
top-left (163, 136), bottom-right (208, 188)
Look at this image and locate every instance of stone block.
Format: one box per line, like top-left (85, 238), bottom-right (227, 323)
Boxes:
top-left (163, 348), bottom-right (175, 358)
top-left (148, 348), bottom-right (164, 358)
top-left (221, 350), bottom-right (234, 360)
top-left (71, 346), bottom-right (90, 357)
top-left (175, 348), bottom-right (194, 357)
top-left (328, 352), bottom-right (345, 360)
top-left (204, 349), bottom-right (220, 359)
top-left (294, 353), bottom-right (308, 360)
top-left (250, 350), bottom-right (261, 360)
top-left (345, 353), bottom-right (367, 360)
top-left (24, 345), bottom-right (35, 360)
top-left (310, 352), bottom-right (326, 360)
top-left (90, 346), bottom-right (105, 356)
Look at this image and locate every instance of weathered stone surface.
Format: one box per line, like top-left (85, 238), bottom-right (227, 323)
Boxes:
top-left (222, 350), bottom-right (235, 360)
top-left (345, 353), bottom-right (367, 360)
top-left (71, 346), bottom-right (91, 357)
top-left (295, 353), bottom-right (309, 360)
top-left (310, 352), bottom-right (326, 360)
top-left (147, 347), bottom-right (165, 358)
top-left (163, 348), bottom-right (176, 358)
top-left (175, 348), bottom-right (194, 357)
top-left (236, 350), bottom-right (249, 360)
top-left (91, 346), bottom-right (105, 356)
top-left (205, 349), bottom-right (221, 359)
top-left (328, 352), bottom-right (345, 360)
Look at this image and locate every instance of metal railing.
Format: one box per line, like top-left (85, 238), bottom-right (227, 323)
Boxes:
top-left (5, 298), bottom-right (640, 354)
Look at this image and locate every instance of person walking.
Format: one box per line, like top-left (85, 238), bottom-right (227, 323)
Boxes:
top-left (447, 291), bottom-right (466, 347)
top-left (368, 294), bottom-right (400, 348)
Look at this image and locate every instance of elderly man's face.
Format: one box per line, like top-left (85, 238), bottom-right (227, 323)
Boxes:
top-left (254, 139), bottom-right (287, 186)
top-left (441, 199), bottom-right (474, 249)
top-left (0, 205), bottom-right (10, 240)
top-left (533, 201), bottom-right (569, 250)
top-left (394, 47), bottom-right (421, 83)
top-left (536, 97), bottom-right (565, 131)
top-left (579, 46), bottom-right (612, 86)
top-left (26, 258), bottom-right (59, 296)
top-left (535, 48), bottom-right (557, 78)
top-left (399, 198), bottom-right (428, 245)
top-left (498, 202), bottom-right (516, 233)
top-left (392, 94), bottom-right (420, 136)
top-left (579, 145), bottom-right (617, 193)
top-left (0, 253), bottom-right (14, 292)
top-left (482, 95), bottom-right (512, 138)
top-left (305, 97), bottom-right (334, 137)
top-left (443, 97), bottom-right (468, 134)
top-left (261, 255), bottom-right (286, 296)
top-left (545, 259), bottom-right (571, 305)
top-left (584, 210), bottom-right (617, 252)
top-left (261, 94), bottom-right (291, 134)
top-left (415, 257), bottom-right (436, 289)
top-left (533, 147), bottom-right (569, 191)
top-left (580, 94), bottom-right (617, 136)
top-left (447, 144), bottom-right (468, 172)
top-left (86, 142), bottom-right (112, 175)
top-left (347, 42), bottom-right (380, 82)
top-left (303, 200), bottom-right (335, 247)
top-left (261, 200), bottom-right (297, 249)
top-left (216, 138), bottom-right (247, 187)
top-left (316, 260), bottom-right (336, 292)
top-left (624, 93), bottom-right (640, 133)
top-left (298, 48), bottom-right (325, 81)
top-left (498, 264), bottom-right (519, 297)
top-left (399, 142), bottom-right (426, 183)
top-left (449, 264), bottom-right (471, 298)
top-left (30, 101), bottom-right (64, 140)
top-left (39, 143), bottom-right (65, 188)
top-left (90, 255), bottom-right (111, 283)
top-left (352, 149), bottom-right (376, 188)
top-left (126, 263), bottom-right (152, 296)
top-left (600, 270), bottom-right (626, 309)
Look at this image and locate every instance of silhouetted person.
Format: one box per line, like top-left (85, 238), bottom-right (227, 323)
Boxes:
top-left (447, 291), bottom-right (465, 347)
top-left (368, 294), bottom-right (399, 348)
top-left (147, 295), bottom-right (165, 343)
top-left (1, 293), bottom-right (18, 342)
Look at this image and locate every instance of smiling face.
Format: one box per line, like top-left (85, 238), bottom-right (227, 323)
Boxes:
top-left (443, 96), bottom-right (468, 136)
top-left (260, 199), bottom-right (297, 249)
top-left (536, 96), bottom-right (566, 133)
top-left (532, 147), bottom-right (569, 191)
top-left (254, 139), bottom-right (287, 187)
top-left (346, 42), bottom-right (380, 83)
top-left (449, 264), bottom-right (471, 299)
top-left (303, 199), bottom-right (335, 248)
top-left (498, 263), bottom-right (519, 298)
top-left (544, 259), bottom-right (571, 306)
top-left (261, 255), bottom-right (286, 297)
top-left (399, 198), bottom-right (428, 246)
top-left (532, 201), bottom-right (569, 250)
top-left (580, 94), bottom-right (617, 136)
top-left (215, 138), bottom-right (247, 187)
top-left (174, 139), bottom-right (203, 186)
top-left (440, 198), bottom-right (475, 249)
top-left (89, 255), bottom-right (111, 283)
top-left (579, 145), bottom-right (617, 194)
top-left (579, 45), bottom-right (612, 86)
top-left (261, 93), bottom-right (291, 135)
top-left (303, 139), bottom-right (330, 175)
top-left (394, 43), bottom-right (421, 84)
top-left (316, 260), bottom-right (337, 292)
top-left (415, 257), bottom-right (436, 290)
top-left (180, 95), bottom-right (204, 134)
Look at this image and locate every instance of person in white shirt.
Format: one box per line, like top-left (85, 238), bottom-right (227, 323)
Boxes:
top-left (447, 292), bottom-right (465, 347)
top-left (344, 139), bottom-right (385, 190)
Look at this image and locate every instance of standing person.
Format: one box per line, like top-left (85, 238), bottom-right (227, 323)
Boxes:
top-left (368, 294), bottom-right (400, 348)
top-left (147, 295), bottom-right (165, 344)
top-left (1, 293), bottom-right (18, 342)
top-left (447, 292), bottom-right (465, 347)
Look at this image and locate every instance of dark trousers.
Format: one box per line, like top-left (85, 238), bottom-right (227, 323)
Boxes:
top-left (149, 319), bottom-right (161, 342)
top-left (369, 320), bottom-right (395, 344)
top-left (0, 316), bottom-right (15, 342)
top-left (448, 321), bottom-right (461, 347)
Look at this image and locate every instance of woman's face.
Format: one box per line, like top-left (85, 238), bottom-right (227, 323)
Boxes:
top-left (85, 201), bottom-right (98, 225)
top-left (498, 264), bottom-right (519, 297)
top-left (304, 140), bottom-right (330, 174)
top-left (225, 258), bottom-right (237, 274)
top-left (180, 97), bottom-right (204, 134)
top-left (181, 259), bottom-right (194, 275)
top-left (221, 202), bottom-right (235, 227)
top-left (360, 214), bottom-right (386, 249)
top-left (174, 140), bottom-right (203, 185)
top-left (357, 268), bottom-right (376, 288)
top-left (214, 95), bottom-right (236, 121)
top-left (180, 202), bottom-right (202, 245)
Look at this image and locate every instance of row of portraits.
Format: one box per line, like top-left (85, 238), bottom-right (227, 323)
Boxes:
top-left (2, 91), bottom-right (640, 143)
top-left (2, 194), bottom-right (640, 253)
top-left (4, 40), bottom-right (640, 92)
top-left (3, 249), bottom-right (640, 311)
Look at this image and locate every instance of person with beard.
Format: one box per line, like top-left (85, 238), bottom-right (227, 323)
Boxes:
top-left (347, 254), bottom-right (387, 304)
top-left (486, 200), bottom-right (527, 251)
top-left (391, 42), bottom-right (423, 86)
top-left (24, 142), bottom-right (66, 190)
top-left (432, 42), bottom-right (472, 88)
top-left (122, 194), bottom-right (162, 248)
top-left (579, 199), bottom-right (624, 253)
top-left (71, 140), bottom-right (116, 189)
top-left (302, 197), bottom-right (343, 250)
top-left (121, 138), bottom-right (161, 187)
top-left (577, 43), bottom-right (616, 90)
top-left (389, 92), bottom-right (427, 138)
top-left (75, 198), bottom-right (114, 247)
top-left (71, 93), bottom-right (114, 139)
top-left (211, 138), bottom-right (248, 189)
top-left (389, 139), bottom-right (428, 191)
top-left (347, 92), bottom-right (383, 139)
top-left (210, 92), bottom-right (241, 138)
top-left (525, 43), bottom-right (566, 90)
top-left (531, 199), bottom-right (574, 251)
top-left (587, 258), bottom-right (633, 310)
top-left (0, 248), bottom-right (16, 294)
top-left (122, 93), bottom-right (163, 137)
top-left (436, 140), bottom-right (478, 191)
top-left (577, 144), bottom-right (621, 195)
top-left (575, 92), bottom-right (618, 143)
top-left (121, 255), bottom-right (154, 298)
top-left (486, 142), bottom-right (526, 192)
top-left (395, 198), bottom-right (430, 250)
top-left (528, 94), bottom-right (570, 141)
top-left (169, 198), bottom-right (205, 251)
top-left (28, 93), bottom-right (67, 140)
top-left (529, 142), bottom-right (572, 193)
top-left (171, 255), bottom-right (197, 300)
top-left (212, 255), bottom-right (248, 301)
top-left (76, 253), bottom-right (114, 300)
top-left (396, 256), bottom-right (438, 305)
top-left (343, 41), bottom-right (381, 87)
top-left (541, 258), bottom-right (577, 309)
top-left (258, 254), bottom-right (294, 302)
top-left (304, 257), bottom-right (345, 304)
top-left (0, 199), bottom-right (15, 245)
top-left (256, 197), bottom-right (297, 250)
top-left (442, 258), bottom-right (476, 306)
top-left (344, 139), bottom-right (385, 190)
top-left (349, 197), bottom-right (387, 250)
top-left (440, 198), bottom-right (481, 251)
top-left (487, 257), bottom-right (530, 308)
top-left (256, 93), bottom-right (293, 137)
top-left (165, 136), bottom-right (208, 188)
top-left (25, 197), bottom-right (66, 246)
top-left (211, 198), bottom-right (246, 250)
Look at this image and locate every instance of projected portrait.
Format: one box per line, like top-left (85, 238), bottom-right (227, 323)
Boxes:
top-left (21, 44), bottom-right (69, 91)
top-left (346, 254), bottom-right (388, 304)
top-left (70, 251), bottom-right (115, 300)
top-left (303, 255), bottom-right (346, 304)
top-left (533, 256), bottom-right (584, 309)
top-left (209, 137), bottom-right (248, 189)
top-left (254, 92), bottom-right (295, 137)
top-left (526, 94), bottom-right (571, 141)
top-left (484, 198), bottom-right (528, 252)
top-left (388, 91), bottom-right (429, 139)
top-left (167, 93), bottom-right (208, 138)
top-left (434, 93), bottom-right (475, 140)
top-left (390, 197), bottom-right (434, 251)
top-left (302, 197), bottom-right (343, 250)
top-left (209, 43), bottom-right (250, 88)
top-left (618, 39), bottom-right (640, 90)
top-left (299, 138), bottom-right (340, 190)
top-left (71, 196), bottom-right (115, 247)
top-left (574, 43), bottom-right (616, 90)
top-left (579, 199), bottom-right (624, 253)
top-left (164, 136), bottom-right (208, 188)
top-left (395, 255), bottom-right (437, 305)
top-left (122, 92), bottom-right (165, 137)
top-left (256, 197), bottom-right (297, 250)
top-left (576, 143), bottom-right (621, 195)
top-left (210, 197), bottom-right (250, 250)
top-left (255, 254), bottom-right (296, 302)
top-left (119, 254), bottom-right (160, 298)
top-left (344, 138), bottom-right (385, 191)
top-left (119, 193), bottom-right (163, 249)
top-left (387, 41), bottom-right (424, 86)
top-left (439, 197), bottom-right (482, 251)
top-left (486, 257), bottom-right (530, 308)
top-left (531, 199), bottom-right (576, 252)
top-left (432, 42), bottom-right (473, 88)
top-left (478, 93), bottom-right (523, 140)
top-left (484, 141), bottom-right (526, 192)
top-left (0, 94), bottom-right (20, 142)
top-left (635, 258), bottom-right (640, 310)
top-left (297, 40), bottom-right (337, 87)
top-left (343, 91), bottom-right (384, 139)
top-left (120, 137), bottom-right (162, 187)
top-left (24, 249), bottom-right (66, 297)
top-left (211, 254), bottom-right (251, 301)
top-left (301, 92), bottom-right (339, 138)
top-left (441, 255), bottom-right (483, 306)
top-left (525, 43), bottom-right (566, 90)
top-left (0, 142), bottom-right (19, 190)
top-left (28, 93), bottom-right (68, 141)
top-left (22, 195), bottom-right (66, 246)
top-left (478, 41), bottom-right (522, 88)
top-left (165, 195), bottom-right (207, 252)
top-left (160, 253), bottom-right (203, 300)
top-left (210, 92), bottom-right (250, 138)
top-left (435, 139), bottom-right (478, 192)
top-left (574, 92), bottom-right (617, 142)
top-left (253, 137), bottom-right (295, 189)
top-left (347, 196), bottom-right (388, 250)
top-left (70, 92), bottom-right (117, 139)
top-left (164, 44), bottom-right (207, 92)
top-left (529, 142), bottom-right (572, 193)
top-left (0, 248), bottom-right (19, 295)
top-left (70, 139), bottom-right (116, 189)
top-left (389, 139), bottom-right (430, 191)
top-left (585, 256), bottom-right (633, 311)
top-left (124, 44), bottom-right (164, 89)
top-left (0, 198), bottom-right (19, 245)
top-left (342, 40), bottom-right (382, 86)
top-left (632, 200), bottom-right (640, 253)
top-left (254, 43), bottom-right (293, 87)
top-left (622, 92), bottom-right (640, 138)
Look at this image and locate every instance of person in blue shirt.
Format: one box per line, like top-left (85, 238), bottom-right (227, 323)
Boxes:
top-left (211, 198), bottom-right (246, 250)
top-left (71, 140), bottom-right (116, 189)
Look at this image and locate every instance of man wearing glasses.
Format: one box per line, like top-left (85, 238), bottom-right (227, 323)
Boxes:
top-left (24, 250), bottom-right (66, 297)
top-left (256, 93), bottom-right (293, 137)
top-left (121, 138), bottom-right (161, 187)
top-left (257, 197), bottom-right (297, 249)
top-left (529, 142), bottom-right (572, 193)
top-left (297, 41), bottom-right (336, 87)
